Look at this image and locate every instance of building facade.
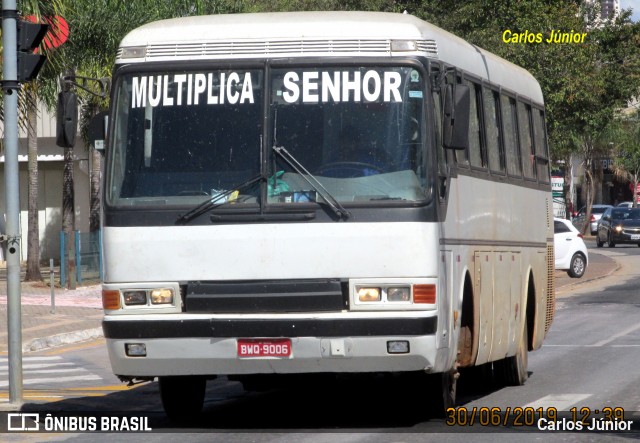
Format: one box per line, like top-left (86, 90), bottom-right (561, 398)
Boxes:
top-left (585, 0), bottom-right (621, 21)
top-left (0, 104), bottom-right (91, 264)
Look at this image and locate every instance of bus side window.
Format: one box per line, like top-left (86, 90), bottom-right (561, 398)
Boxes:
top-left (501, 95), bottom-right (521, 177)
top-left (466, 80), bottom-right (485, 169)
top-left (532, 108), bottom-right (550, 183)
top-left (483, 87), bottom-right (503, 173)
top-left (518, 101), bottom-right (535, 180)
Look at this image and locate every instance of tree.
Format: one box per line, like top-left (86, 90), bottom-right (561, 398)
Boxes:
top-left (398, 1), bottom-right (640, 233)
top-left (611, 111), bottom-right (640, 207)
top-left (25, 87), bottom-right (41, 280)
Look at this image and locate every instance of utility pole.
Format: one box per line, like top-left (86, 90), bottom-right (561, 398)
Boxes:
top-left (1, 0), bottom-right (49, 407)
top-left (2, 0), bottom-right (24, 407)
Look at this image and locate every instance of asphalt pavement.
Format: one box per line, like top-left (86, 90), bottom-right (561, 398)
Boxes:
top-left (0, 250), bottom-right (618, 355)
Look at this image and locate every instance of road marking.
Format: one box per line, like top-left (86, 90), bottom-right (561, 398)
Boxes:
top-left (1, 355), bottom-right (103, 388)
top-left (524, 394), bottom-right (591, 410)
top-left (0, 384), bottom-right (140, 401)
top-left (20, 368), bottom-right (92, 374)
top-left (591, 323), bottom-right (640, 347)
top-left (2, 356), bottom-right (63, 361)
top-left (0, 362), bottom-right (75, 370)
top-left (0, 374), bottom-right (102, 388)
top-left (41, 338), bottom-right (106, 356)
top-left (544, 343), bottom-right (640, 348)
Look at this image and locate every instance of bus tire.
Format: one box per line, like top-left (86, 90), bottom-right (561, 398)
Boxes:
top-left (426, 369), bottom-right (457, 417)
top-left (159, 376), bottom-right (206, 423)
top-left (495, 318), bottom-right (528, 386)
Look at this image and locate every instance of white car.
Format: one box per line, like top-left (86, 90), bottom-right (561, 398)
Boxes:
top-left (554, 218), bottom-right (588, 278)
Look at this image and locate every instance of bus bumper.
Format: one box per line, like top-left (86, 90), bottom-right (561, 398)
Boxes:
top-left (102, 315), bottom-right (442, 377)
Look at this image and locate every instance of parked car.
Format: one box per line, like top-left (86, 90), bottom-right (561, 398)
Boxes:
top-left (596, 207), bottom-right (640, 248)
top-left (554, 218), bottom-right (588, 278)
top-left (572, 204), bottom-right (613, 235)
top-left (616, 201), bottom-right (634, 208)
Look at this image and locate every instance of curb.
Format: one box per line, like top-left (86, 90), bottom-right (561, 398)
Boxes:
top-left (22, 327), bottom-right (104, 353)
top-left (555, 256), bottom-right (621, 295)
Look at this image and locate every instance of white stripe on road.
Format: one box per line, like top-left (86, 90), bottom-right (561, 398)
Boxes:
top-left (0, 375), bottom-right (102, 388)
top-left (20, 368), bottom-right (91, 375)
top-left (591, 323), bottom-right (640, 347)
top-left (0, 363), bottom-right (75, 371)
top-left (1, 356), bottom-right (63, 362)
top-left (524, 394), bottom-right (591, 411)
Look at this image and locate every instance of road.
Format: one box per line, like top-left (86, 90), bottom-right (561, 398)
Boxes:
top-left (2, 240), bottom-right (640, 441)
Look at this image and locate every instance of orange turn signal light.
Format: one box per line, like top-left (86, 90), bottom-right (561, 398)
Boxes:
top-left (102, 289), bottom-right (121, 310)
top-left (413, 284), bottom-right (436, 304)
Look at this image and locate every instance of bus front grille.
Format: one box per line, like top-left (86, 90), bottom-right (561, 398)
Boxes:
top-left (184, 279), bottom-right (348, 313)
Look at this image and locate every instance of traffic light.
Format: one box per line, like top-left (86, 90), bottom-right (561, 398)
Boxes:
top-left (56, 90), bottom-right (77, 148)
top-left (17, 19), bottom-right (49, 82)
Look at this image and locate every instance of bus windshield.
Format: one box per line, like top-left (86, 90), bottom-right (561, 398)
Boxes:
top-left (107, 65), bottom-right (428, 207)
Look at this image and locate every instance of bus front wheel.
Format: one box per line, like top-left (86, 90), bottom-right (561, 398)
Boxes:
top-left (425, 369), bottom-right (457, 417)
top-left (159, 376), bottom-right (207, 423)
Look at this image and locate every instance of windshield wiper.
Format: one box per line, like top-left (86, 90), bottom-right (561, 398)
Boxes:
top-left (176, 174), bottom-right (262, 225)
top-left (272, 145), bottom-right (350, 220)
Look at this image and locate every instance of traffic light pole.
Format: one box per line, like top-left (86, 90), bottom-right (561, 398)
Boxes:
top-left (2, 0), bottom-right (24, 407)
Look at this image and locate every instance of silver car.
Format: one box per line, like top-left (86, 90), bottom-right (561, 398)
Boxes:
top-left (572, 204), bottom-right (613, 235)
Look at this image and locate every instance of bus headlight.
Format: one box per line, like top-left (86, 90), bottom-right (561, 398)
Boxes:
top-left (350, 280), bottom-right (437, 310)
top-left (387, 286), bottom-right (410, 302)
top-left (123, 290), bottom-right (147, 306)
top-left (151, 288), bottom-right (174, 304)
top-left (357, 287), bottom-right (381, 302)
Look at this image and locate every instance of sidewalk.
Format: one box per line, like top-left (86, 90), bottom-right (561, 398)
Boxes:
top-left (0, 251), bottom-right (619, 354)
top-left (0, 266), bottom-right (102, 354)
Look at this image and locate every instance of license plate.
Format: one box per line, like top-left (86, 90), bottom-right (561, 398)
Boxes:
top-left (237, 339), bottom-right (292, 358)
top-left (631, 234), bottom-right (640, 240)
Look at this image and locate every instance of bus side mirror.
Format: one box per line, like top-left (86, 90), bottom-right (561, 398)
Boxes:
top-left (56, 90), bottom-right (77, 148)
top-left (443, 83), bottom-right (470, 150)
top-left (87, 111), bottom-right (109, 153)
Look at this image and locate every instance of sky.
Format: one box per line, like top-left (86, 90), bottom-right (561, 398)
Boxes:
top-left (621, 0), bottom-right (640, 21)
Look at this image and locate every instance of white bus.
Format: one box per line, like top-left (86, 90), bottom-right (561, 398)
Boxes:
top-left (98, 11), bottom-right (555, 420)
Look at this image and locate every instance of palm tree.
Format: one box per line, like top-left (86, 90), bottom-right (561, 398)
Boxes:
top-left (18, 0), bottom-right (66, 281)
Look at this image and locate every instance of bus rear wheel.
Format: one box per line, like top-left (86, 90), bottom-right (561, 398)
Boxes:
top-left (159, 376), bottom-right (207, 423)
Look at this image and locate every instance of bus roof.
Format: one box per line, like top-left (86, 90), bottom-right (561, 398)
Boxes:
top-left (117, 11), bottom-right (543, 103)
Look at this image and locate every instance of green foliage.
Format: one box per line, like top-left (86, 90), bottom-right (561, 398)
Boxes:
top-left (611, 111), bottom-right (640, 186)
top-left (395, 1), bottom-right (640, 164)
